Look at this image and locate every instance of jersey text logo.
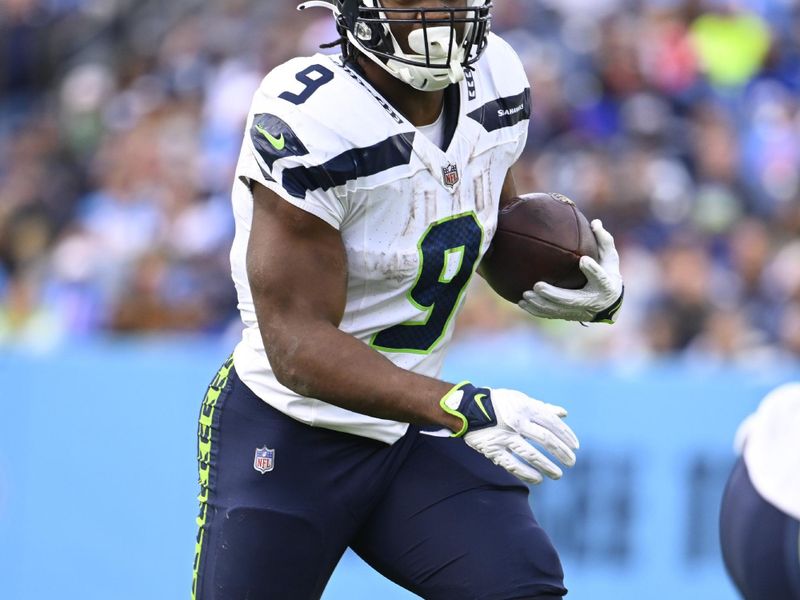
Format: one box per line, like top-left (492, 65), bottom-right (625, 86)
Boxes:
top-left (255, 125), bottom-right (286, 151)
top-left (253, 446), bottom-right (275, 474)
top-left (497, 104), bottom-right (524, 118)
top-left (339, 59), bottom-right (404, 124)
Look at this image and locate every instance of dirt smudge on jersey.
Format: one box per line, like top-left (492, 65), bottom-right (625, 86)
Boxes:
top-left (425, 190), bottom-right (437, 224)
top-left (401, 199), bottom-right (417, 237)
top-left (473, 173), bottom-right (486, 213)
top-left (371, 251), bottom-right (418, 285)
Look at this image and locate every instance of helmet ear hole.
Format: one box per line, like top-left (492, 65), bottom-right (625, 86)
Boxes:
top-left (355, 8), bottom-right (389, 49)
top-left (354, 21), bottom-right (372, 41)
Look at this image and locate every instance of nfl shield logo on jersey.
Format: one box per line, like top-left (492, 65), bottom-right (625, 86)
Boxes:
top-left (442, 163), bottom-right (460, 190)
top-left (253, 446), bottom-right (275, 474)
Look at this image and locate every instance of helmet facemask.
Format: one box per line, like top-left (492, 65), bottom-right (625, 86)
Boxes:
top-left (351, 1), bottom-right (491, 91)
top-left (301, 0), bottom-right (492, 91)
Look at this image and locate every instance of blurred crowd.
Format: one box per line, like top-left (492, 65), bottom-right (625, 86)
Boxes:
top-left (1, 0), bottom-right (800, 363)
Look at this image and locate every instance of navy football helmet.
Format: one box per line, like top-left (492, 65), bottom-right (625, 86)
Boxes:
top-left (299, 0), bottom-right (492, 91)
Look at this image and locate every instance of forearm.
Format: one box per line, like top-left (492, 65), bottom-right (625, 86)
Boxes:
top-left (262, 318), bottom-right (461, 432)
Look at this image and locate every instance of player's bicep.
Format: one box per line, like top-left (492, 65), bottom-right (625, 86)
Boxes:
top-left (246, 182), bottom-right (347, 332)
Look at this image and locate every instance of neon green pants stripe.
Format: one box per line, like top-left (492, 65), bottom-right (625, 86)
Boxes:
top-left (191, 355), bottom-right (234, 600)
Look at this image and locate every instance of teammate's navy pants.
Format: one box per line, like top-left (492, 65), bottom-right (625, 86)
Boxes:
top-left (192, 357), bottom-right (567, 600)
top-left (720, 457), bottom-right (800, 600)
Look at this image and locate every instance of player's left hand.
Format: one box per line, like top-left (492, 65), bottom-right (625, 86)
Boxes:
top-left (440, 383), bottom-right (579, 485)
top-left (518, 219), bottom-right (624, 323)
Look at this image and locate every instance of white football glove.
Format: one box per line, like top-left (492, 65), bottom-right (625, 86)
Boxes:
top-left (441, 382), bottom-right (579, 484)
top-left (519, 219), bottom-right (624, 323)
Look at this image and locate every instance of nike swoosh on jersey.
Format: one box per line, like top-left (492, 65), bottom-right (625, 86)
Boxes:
top-left (250, 113), bottom-right (309, 172)
top-left (255, 125), bottom-right (286, 151)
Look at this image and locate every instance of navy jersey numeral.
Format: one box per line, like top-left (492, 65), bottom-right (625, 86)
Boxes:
top-left (371, 213), bottom-right (484, 354)
top-left (279, 65), bottom-right (334, 105)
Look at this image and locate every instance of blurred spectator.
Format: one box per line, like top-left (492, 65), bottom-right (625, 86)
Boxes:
top-left (1, 0), bottom-right (800, 364)
top-left (689, 4), bottom-right (772, 88)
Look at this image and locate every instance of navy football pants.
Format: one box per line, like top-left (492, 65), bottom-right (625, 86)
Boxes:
top-left (192, 358), bottom-right (567, 600)
top-left (720, 457), bottom-right (800, 600)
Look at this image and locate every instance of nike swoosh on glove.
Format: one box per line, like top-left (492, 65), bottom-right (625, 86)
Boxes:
top-left (441, 382), bottom-right (579, 484)
top-left (519, 219), bottom-right (624, 323)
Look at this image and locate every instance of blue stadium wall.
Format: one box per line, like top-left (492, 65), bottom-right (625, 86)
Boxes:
top-left (2, 333), bottom-right (798, 599)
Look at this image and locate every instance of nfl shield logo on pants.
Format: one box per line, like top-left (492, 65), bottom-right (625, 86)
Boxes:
top-left (253, 446), bottom-right (275, 474)
top-left (442, 163), bottom-right (460, 190)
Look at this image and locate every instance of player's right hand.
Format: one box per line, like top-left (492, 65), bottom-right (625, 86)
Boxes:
top-left (441, 382), bottom-right (579, 484)
top-left (519, 219), bottom-right (624, 324)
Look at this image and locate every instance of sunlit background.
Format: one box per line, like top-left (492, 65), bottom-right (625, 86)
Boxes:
top-left (2, 0), bottom-right (800, 598)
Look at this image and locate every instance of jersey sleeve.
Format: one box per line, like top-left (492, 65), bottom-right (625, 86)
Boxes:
top-left (497, 36), bottom-right (531, 163)
top-left (512, 99), bottom-right (530, 164)
top-left (469, 34), bottom-right (532, 166)
top-left (488, 34), bottom-right (532, 163)
top-left (237, 63), bottom-right (347, 230)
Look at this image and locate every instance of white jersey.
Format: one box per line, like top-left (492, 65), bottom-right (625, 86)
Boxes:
top-left (230, 34), bottom-right (530, 443)
top-left (739, 382), bottom-right (800, 520)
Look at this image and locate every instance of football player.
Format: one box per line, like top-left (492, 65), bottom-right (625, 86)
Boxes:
top-left (720, 383), bottom-right (800, 600)
top-left (193, 1), bottom-right (624, 598)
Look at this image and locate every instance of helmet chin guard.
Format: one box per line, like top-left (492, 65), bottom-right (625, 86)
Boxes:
top-left (368, 24), bottom-right (464, 91)
top-left (299, 0), bottom-right (492, 91)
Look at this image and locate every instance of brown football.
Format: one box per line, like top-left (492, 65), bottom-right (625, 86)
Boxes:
top-left (481, 192), bottom-right (599, 303)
